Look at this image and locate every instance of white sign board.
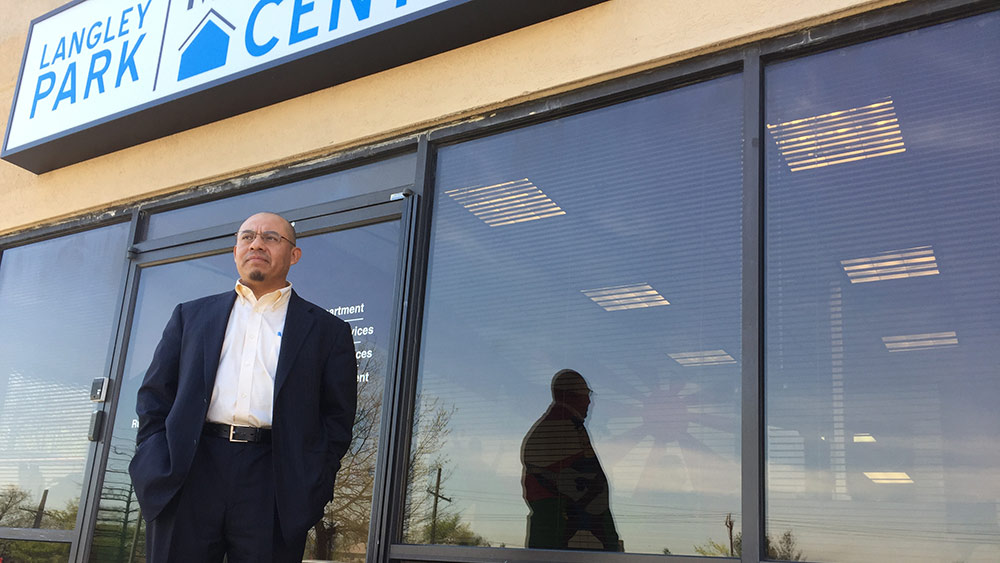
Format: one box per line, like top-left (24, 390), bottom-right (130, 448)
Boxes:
top-left (5, 0), bottom-right (448, 153)
top-left (3, 0), bottom-right (603, 172)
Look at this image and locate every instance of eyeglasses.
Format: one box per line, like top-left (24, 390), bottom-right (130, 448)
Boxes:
top-left (236, 230), bottom-right (295, 246)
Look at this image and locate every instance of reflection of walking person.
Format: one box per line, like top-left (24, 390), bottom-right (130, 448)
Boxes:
top-left (521, 369), bottom-right (622, 551)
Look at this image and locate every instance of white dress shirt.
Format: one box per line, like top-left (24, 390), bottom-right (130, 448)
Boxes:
top-left (205, 281), bottom-right (292, 428)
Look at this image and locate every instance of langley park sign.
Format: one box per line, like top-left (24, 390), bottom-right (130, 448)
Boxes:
top-left (3, 0), bottom-right (604, 173)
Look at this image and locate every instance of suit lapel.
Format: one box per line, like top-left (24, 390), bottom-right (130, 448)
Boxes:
top-left (274, 291), bottom-right (315, 399)
top-left (203, 291), bottom-right (237, 398)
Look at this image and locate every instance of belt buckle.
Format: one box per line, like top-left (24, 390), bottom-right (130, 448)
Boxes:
top-left (229, 425), bottom-right (249, 443)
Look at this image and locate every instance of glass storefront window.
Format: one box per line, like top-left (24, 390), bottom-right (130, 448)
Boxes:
top-left (91, 220), bottom-right (401, 563)
top-left (407, 75), bottom-right (744, 555)
top-left (765, 11), bottom-right (1000, 563)
top-left (144, 153), bottom-right (416, 240)
top-left (0, 223), bottom-right (129, 531)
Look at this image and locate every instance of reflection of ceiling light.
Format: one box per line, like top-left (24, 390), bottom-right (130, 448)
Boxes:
top-left (445, 178), bottom-right (565, 227)
top-left (882, 331), bottom-right (958, 352)
top-left (582, 283), bottom-right (669, 311)
top-left (864, 471), bottom-right (913, 484)
top-left (668, 350), bottom-right (737, 367)
top-left (768, 97), bottom-right (905, 172)
top-left (853, 433), bottom-right (876, 443)
top-left (840, 246), bottom-right (939, 283)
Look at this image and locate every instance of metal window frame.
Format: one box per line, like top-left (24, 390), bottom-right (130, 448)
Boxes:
top-left (386, 56), bottom-right (745, 563)
top-left (71, 212), bottom-right (145, 563)
top-left (379, 2), bottom-right (996, 563)
top-left (741, 46), bottom-right (765, 563)
top-left (750, 1), bottom-right (996, 561)
top-left (369, 135), bottom-right (437, 563)
top-left (134, 137), bottom-right (420, 221)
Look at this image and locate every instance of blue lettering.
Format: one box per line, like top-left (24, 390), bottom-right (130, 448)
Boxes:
top-left (70, 29), bottom-right (85, 57)
top-left (137, 0), bottom-right (153, 29)
top-left (52, 37), bottom-right (67, 64)
top-left (103, 17), bottom-right (116, 43)
top-left (39, 43), bottom-right (49, 69)
top-left (119, 7), bottom-right (133, 37)
top-left (246, 0), bottom-right (282, 57)
top-left (115, 33), bottom-right (144, 87)
top-left (30, 72), bottom-right (56, 118)
top-left (290, 0), bottom-right (318, 45)
top-left (85, 49), bottom-right (112, 99)
top-left (349, 0), bottom-right (372, 20)
top-left (53, 62), bottom-right (77, 111)
top-left (397, 0), bottom-right (406, 6)
top-left (87, 21), bottom-right (103, 49)
top-left (329, 0), bottom-right (371, 31)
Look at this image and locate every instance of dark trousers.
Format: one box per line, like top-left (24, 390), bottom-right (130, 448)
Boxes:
top-left (145, 436), bottom-right (307, 563)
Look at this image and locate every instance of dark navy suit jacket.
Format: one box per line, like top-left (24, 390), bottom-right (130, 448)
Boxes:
top-left (128, 289), bottom-right (357, 538)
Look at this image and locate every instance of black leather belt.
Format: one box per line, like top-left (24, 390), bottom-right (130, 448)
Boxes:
top-left (203, 422), bottom-right (272, 443)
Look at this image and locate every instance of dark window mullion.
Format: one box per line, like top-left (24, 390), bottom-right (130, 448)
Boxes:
top-left (741, 46), bottom-right (765, 563)
top-left (73, 210), bottom-right (143, 563)
top-left (377, 135), bottom-right (438, 563)
top-left (0, 527), bottom-right (75, 542)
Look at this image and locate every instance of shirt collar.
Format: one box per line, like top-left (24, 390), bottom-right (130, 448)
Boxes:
top-left (235, 280), bottom-right (293, 311)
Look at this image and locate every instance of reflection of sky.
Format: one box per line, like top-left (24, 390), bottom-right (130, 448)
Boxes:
top-left (0, 222), bottom-right (129, 519)
top-left (412, 75), bottom-right (743, 554)
top-left (98, 221), bottom-right (401, 540)
top-left (765, 12), bottom-right (1000, 562)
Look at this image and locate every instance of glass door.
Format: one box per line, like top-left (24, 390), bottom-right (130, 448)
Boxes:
top-left (0, 223), bottom-right (130, 562)
top-left (87, 205), bottom-right (407, 563)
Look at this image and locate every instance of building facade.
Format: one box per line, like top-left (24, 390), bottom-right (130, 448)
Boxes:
top-left (0, 0), bottom-right (997, 562)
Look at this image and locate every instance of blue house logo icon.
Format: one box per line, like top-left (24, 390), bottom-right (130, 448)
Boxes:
top-left (178, 10), bottom-right (236, 81)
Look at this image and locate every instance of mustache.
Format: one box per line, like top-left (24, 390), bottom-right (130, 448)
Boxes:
top-left (244, 252), bottom-right (270, 263)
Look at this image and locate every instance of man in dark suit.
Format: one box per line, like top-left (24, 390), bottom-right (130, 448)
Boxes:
top-left (128, 212), bottom-right (357, 562)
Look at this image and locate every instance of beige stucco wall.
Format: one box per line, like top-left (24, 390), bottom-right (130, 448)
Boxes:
top-left (0, 0), bottom-right (903, 236)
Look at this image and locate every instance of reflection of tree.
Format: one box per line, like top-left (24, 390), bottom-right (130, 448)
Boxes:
top-left (0, 485), bottom-right (31, 527)
top-left (402, 395), bottom-right (455, 543)
top-left (400, 394), bottom-right (487, 547)
top-left (307, 341), bottom-right (384, 562)
top-left (692, 518), bottom-right (805, 561)
top-left (761, 531), bottom-right (805, 561)
top-left (89, 438), bottom-right (145, 563)
top-left (305, 344), bottom-right (473, 559)
top-left (309, 373), bottom-right (381, 560)
top-left (415, 512), bottom-right (489, 546)
top-left (0, 485), bottom-right (76, 562)
top-left (692, 537), bottom-right (731, 557)
top-left (0, 485), bottom-right (78, 529)
top-left (0, 539), bottom-right (70, 563)
top-left (44, 498), bottom-right (78, 530)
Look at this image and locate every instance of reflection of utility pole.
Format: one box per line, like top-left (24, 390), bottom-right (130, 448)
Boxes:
top-left (725, 513), bottom-right (734, 557)
top-left (21, 489), bottom-right (49, 528)
top-left (425, 467), bottom-right (451, 543)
